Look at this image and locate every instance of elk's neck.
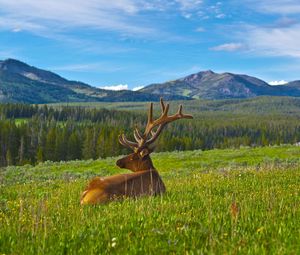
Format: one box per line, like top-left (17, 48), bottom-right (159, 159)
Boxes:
top-left (136, 155), bottom-right (155, 171)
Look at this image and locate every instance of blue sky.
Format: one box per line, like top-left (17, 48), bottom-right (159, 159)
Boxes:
top-left (0, 0), bottom-right (300, 90)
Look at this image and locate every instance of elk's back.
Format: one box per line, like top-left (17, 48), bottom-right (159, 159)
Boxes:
top-left (80, 170), bottom-right (166, 205)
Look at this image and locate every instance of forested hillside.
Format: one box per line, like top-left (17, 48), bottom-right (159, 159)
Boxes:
top-left (1, 98), bottom-right (300, 167)
top-left (0, 59), bottom-right (187, 103)
top-left (53, 96), bottom-right (300, 115)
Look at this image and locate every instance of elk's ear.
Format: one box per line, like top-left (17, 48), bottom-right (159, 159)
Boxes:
top-left (139, 148), bottom-right (152, 158)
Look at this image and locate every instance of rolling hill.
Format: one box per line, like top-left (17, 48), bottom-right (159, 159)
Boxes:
top-left (286, 80), bottom-right (300, 88)
top-left (1, 59), bottom-right (300, 103)
top-left (0, 59), bottom-right (187, 103)
top-left (140, 70), bottom-right (300, 99)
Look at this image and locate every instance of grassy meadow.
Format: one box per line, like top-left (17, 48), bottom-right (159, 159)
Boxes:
top-left (0, 145), bottom-right (300, 254)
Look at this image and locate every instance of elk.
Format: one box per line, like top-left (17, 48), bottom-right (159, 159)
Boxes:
top-left (80, 98), bottom-right (193, 205)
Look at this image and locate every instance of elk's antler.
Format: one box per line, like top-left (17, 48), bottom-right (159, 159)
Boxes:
top-left (118, 98), bottom-right (193, 151)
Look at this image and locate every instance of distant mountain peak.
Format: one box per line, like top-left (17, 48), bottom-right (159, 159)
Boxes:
top-left (179, 70), bottom-right (216, 82)
top-left (3, 58), bottom-right (27, 64)
top-left (141, 70), bottom-right (300, 99)
top-left (190, 70), bottom-right (215, 76)
top-left (202, 69), bottom-right (215, 74)
top-left (1, 58), bottom-right (37, 73)
top-left (0, 58), bottom-right (188, 103)
top-left (0, 58), bottom-right (70, 85)
top-left (1, 58), bottom-right (30, 70)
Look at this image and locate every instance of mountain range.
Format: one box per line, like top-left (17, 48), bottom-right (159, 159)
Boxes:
top-left (1, 58), bottom-right (300, 103)
top-left (0, 59), bottom-right (186, 103)
top-left (140, 70), bottom-right (300, 99)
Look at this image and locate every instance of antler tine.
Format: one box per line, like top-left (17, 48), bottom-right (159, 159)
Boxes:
top-left (134, 127), bottom-right (143, 143)
top-left (144, 102), bottom-right (193, 146)
top-left (144, 101), bottom-right (169, 135)
top-left (147, 102), bottom-right (153, 126)
top-left (176, 104), bottom-right (193, 119)
top-left (160, 97), bottom-right (165, 112)
top-left (122, 134), bottom-right (138, 147)
top-left (178, 104), bottom-right (183, 115)
top-left (118, 134), bottom-right (138, 150)
top-left (145, 124), bottom-right (165, 145)
top-left (118, 135), bottom-right (128, 148)
top-left (162, 103), bottom-right (170, 118)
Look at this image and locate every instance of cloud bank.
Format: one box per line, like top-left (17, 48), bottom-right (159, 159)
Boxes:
top-left (100, 84), bottom-right (129, 91)
top-left (210, 43), bottom-right (245, 52)
top-left (132, 85), bottom-right (144, 91)
top-left (269, 80), bottom-right (288, 86)
top-left (0, 0), bottom-right (205, 38)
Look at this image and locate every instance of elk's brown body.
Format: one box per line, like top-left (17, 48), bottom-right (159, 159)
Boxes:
top-left (80, 98), bottom-right (193, 205)
top-left (80, 169), bottom-right (166, 204)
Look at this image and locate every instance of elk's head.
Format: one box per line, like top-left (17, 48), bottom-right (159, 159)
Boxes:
top-left (116, 98), bottom-right (193, 172)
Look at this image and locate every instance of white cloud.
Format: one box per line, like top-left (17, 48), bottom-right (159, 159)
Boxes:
top-left (99, 84), bottom-right (145, 91)
top-left (0, 0), bottom-right (206, 38)
top-left (12, 27), bottom-right (22, 33)
top-left (274, 17), bottom-right (299, 28)
top-left (195, 27), bottom-right (205, 32)
top-left (269, 80), bottom-right (288, 85)
top-left (245, 0), bottom-right (300, 14)
top-left (216, 2), bottom-right (300, 59)
top-left (175, 0), bottom-right (203, 10)
top-left (216, 13), bottom-right (225, 19)
top-left (0, 17), bottom-right (46, 33)
top-left (210, 43), bottom-right (244, 52)
top-left (243, 24), bottom-right (300, 58)
top-left (100, 84), bottom-right (128, 91)
top-left (132, 85), bottom-right (144, 91)
top-left (51, 63), bottom-right (123, 73)
top-left (0, 0), bottom-right (156, 37)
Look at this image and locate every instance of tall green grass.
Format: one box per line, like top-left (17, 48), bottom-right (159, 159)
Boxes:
top-left (1, 146), bottom-right (300, 254)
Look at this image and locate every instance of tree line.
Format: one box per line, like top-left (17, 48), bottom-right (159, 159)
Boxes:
top-left (1, 103), bottom-right (300, 167)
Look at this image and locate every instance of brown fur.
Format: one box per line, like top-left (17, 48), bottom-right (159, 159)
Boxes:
top-left (116, 152), bottom-right (154, 172)
top-left (80, 169), bottom-right (166, 205)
